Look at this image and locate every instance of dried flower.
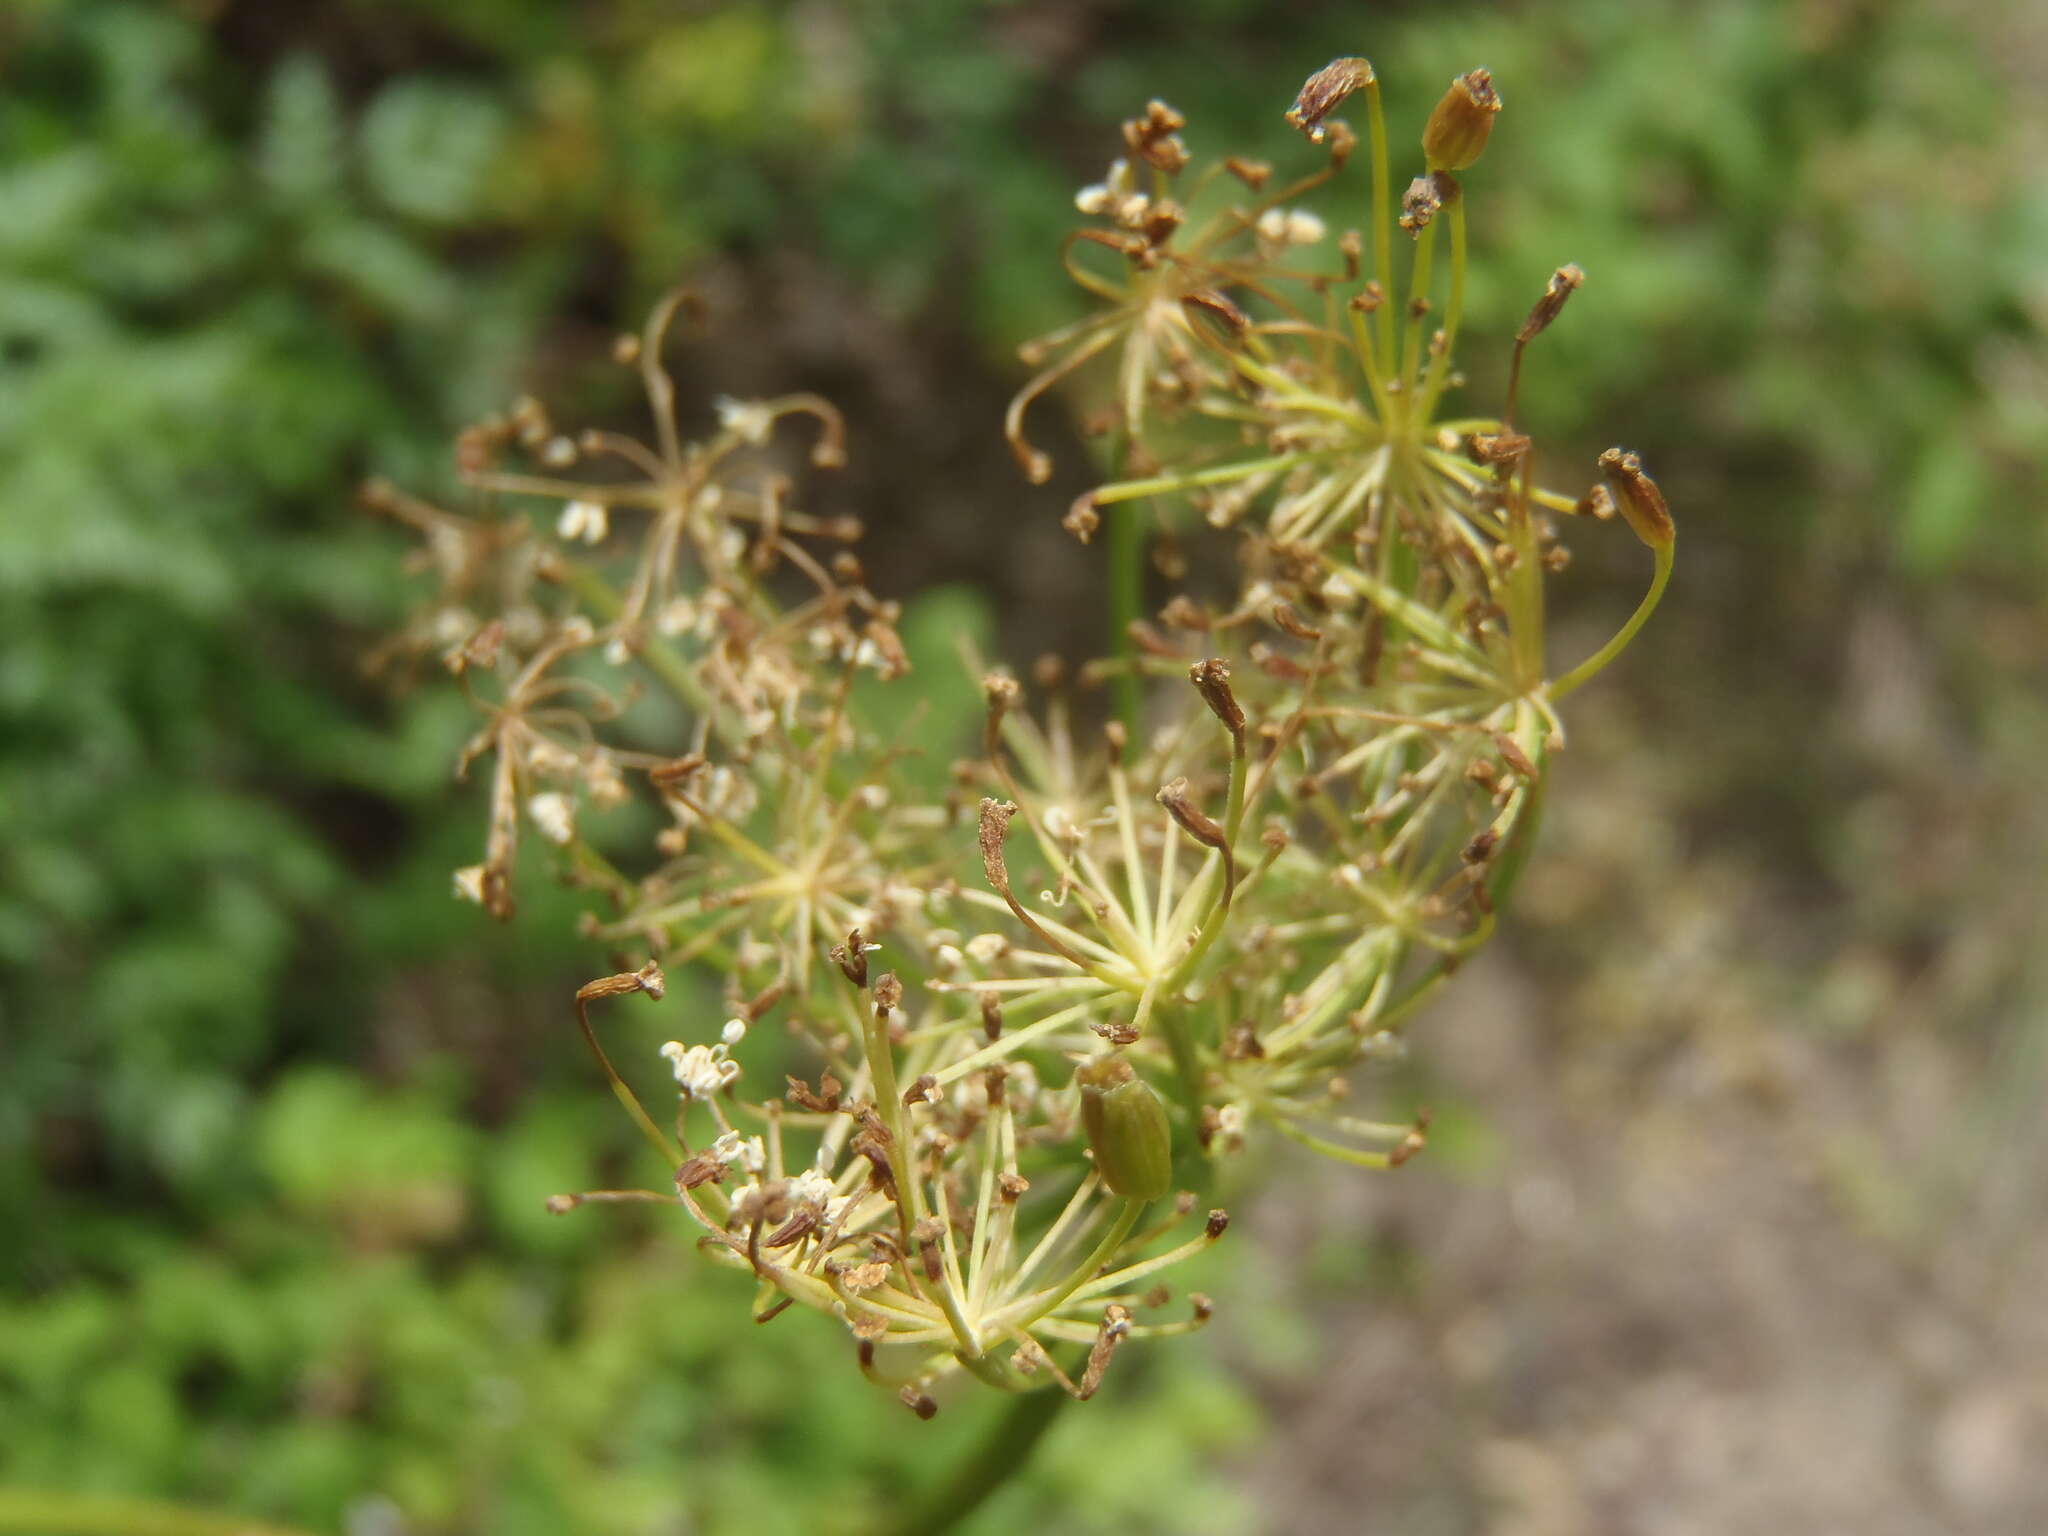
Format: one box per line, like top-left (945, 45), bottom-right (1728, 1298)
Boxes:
top-left (369, 54), bottom-right (1670, 1415)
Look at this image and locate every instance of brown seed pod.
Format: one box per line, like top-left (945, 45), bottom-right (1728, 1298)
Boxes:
top-left (1422, 69), bottom-right (1501, 172)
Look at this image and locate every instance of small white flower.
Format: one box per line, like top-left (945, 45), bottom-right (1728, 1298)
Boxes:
top-left (452, 865), bottom-right (488, 904)
top-left (556, 499), bottom-right (608, 544)
top-left (721, 1018), bottom-right (748, 1047)
top-left (1284, 209), bottom-right (1327, 244)
top-left (603, 635), bottom-right (632, 666)
top-left (1216, 1103), bottom-right (1246, 1138)
top-left (525, 738), bottom-right (578, 778)
top-left (709, 1130), bottom-right (765, 1175)
top-left (559, 615), bottom-right (597, 646)
top-left (539, 435), bottom-right (579, 468)
top-left (934, 944), bottom-right (965, 976)
top-left (656, 597), bottom-right (698, 637)
top-left (583, 753), bottom-right (628, 809)
top-left (659, 1040), bottom-right (742, 1101)
top-left (432, 607), bottom-right (478, 647)
top-left (964, 933), bottom-right (1009, 965)
top-left (713, 396), bottom-right (775, 445)
top-left (527, 792), bottom-right (576, 846)
top-left (788, 1168), bottom-right (836, 1210)
top-left (1075, 158), bottom-right (1134, 216)
top-left (1257, 207), bottom-right (1327, 246)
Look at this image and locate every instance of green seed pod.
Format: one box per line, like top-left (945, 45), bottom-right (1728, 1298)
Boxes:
top-left (1076, 1057), bottom-right (1173, 1202)
top-left (1422, 69), bottom-right (1501, 173)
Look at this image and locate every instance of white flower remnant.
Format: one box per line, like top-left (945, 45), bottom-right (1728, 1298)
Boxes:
top-left (556, 499), bottom-right (608, 544)
top-left (451, 864), bottom-right (488, 905)
top-left (713, 396), bottom-right (775, 445)
top-left (660, 1038), bottom-right (741, 1101)
top-left (1256, 206), bottom-right (1327, 245)
top-left (527, 792), bottom-right (576, 846)
top-left (708, 1130), bottom-right (765, 1174)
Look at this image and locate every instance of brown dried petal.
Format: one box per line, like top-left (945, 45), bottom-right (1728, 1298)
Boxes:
top-left (1517, 263), bottom-right (1586, 343)
top-left (839, 1260), bottom-right (892, 1293)
top-left (1188, 658), bottom-right (1245, 740)
top-left (1062, 493), bottom-right (1102, 544)
top-left (1158, 777), bottom-right (1226, 850)
top-left (977, 798), bottom-right (1019, 898)
top-left (1287, 57), bottom-right (1375, 142)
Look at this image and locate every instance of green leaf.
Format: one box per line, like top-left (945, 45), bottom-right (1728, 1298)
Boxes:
top-left (258, 55), bottom-right (347, 208)
top-left (360, 79), bottom-right (508, 225)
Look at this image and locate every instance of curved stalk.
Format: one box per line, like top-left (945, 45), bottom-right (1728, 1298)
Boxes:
top-left (1548, 540), bottom-right (1675, 700)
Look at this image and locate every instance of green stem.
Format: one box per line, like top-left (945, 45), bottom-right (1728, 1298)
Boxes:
top-left (1106, 430), bottom-right (1143, 741)
top-left (576, 992), bottom-right (683, 1170)
top-left (1548, 540), bottom-right (1675, 700)
top-left (1365, 80), bottom-right (1394, 362)
top-left (0, 1491), bottom-right (313, 1536)
top-left (1418, 193), bottom-right (1467, 421)
top-left (1161, 1000), bottom-right (1204, 1116)
top-left (1010, 1199), bottom-right (1145, 1331)
top-left (889, 1387), bottom-right (1069, 1536)
top-left (1399, 219), bottom-right (1438, 402)
top-left (1087, 450), bottom-right (1328, 508)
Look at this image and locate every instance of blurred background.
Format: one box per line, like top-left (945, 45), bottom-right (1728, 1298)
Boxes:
top-left (3, 0), bottom-right (2045, 1531)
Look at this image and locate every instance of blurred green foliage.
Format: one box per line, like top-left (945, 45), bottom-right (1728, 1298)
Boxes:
top-left (2, 0), bottom-right (2039, 1530)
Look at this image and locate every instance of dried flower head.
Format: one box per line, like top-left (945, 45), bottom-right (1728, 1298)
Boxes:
top-left (368, 52), bottom-right (1671, 1416)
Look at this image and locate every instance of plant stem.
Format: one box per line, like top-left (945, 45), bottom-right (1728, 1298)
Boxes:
top-left (1105, 430), bottom-right (1143, 739)
top-left (1548, 540), bottom-right (1675, 699)
top-left (891, 1386), bottom-right (1069, 1536)
top-left (1399, 219), bottom-right (1438, 401)
top-left (1418, 192), bottom-right (1467, 421)
top-left (1365, 79), bottom-right (1394, 362)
